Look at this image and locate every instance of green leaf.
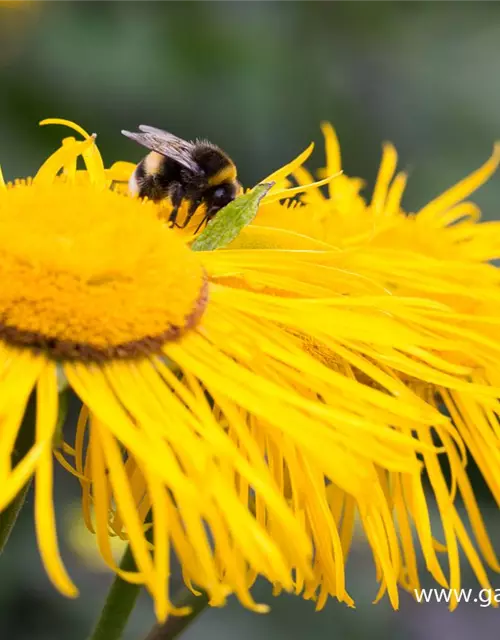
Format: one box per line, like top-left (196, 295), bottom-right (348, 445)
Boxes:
top-left (190, 182), bottom-right (273, 252)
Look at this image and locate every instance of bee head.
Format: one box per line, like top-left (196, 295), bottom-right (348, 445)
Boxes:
top-left (205, 181), bottom-right (240, 216)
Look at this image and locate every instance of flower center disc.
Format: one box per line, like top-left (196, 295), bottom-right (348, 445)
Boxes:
top-left (0, 183), bottom-right (207, 360)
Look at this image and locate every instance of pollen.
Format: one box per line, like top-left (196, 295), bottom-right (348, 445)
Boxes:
top-left (0, 181), bottom-right (206, 360)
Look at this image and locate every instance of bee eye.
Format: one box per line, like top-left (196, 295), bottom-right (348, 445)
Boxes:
top-left (207, 184), bottom-right (236, 215)
top-left (213, 187), bottom-right (227, 201)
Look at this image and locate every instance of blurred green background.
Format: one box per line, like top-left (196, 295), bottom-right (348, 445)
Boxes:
top-left (1, 2), bottom-right (500, 639)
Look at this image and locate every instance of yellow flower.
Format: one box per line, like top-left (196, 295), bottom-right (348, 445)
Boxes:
top-left (1, 119), bottom-right (499, 621)
top-left (223, 123), bottom-right (500, 610)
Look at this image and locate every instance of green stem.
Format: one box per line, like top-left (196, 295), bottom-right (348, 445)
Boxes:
top-left (143, 587), bottom-right (209, 640)
top-left (0, 480), bottom-right (32, 554)
top-left (0, 394), bottom-right (36, 554)
top-left (88, 546), bottom-right (141, 640)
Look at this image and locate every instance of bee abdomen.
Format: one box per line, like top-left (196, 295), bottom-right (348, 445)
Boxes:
top-left (128, 160), bottom-right (146, 197)
top-left (129, 156), bottom-right (179, 202)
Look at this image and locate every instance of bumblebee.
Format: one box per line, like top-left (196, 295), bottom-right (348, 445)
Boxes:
top-left (122, 125), bottom-right (241, 230)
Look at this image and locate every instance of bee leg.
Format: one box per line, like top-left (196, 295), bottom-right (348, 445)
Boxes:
top-left (193, 205), bottom-right (219, 234)
top-left (167, 182), bottom-right (185, 228)
top-left (193, 213), bottom-right (211, 234)
top-left (177, 197), bottom-right (202, 230)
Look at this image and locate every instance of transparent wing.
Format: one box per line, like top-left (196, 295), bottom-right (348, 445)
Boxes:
top-left (121, 125), bottom-right (200, 172)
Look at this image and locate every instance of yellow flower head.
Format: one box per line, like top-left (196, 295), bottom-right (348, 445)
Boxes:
top-left (1, 118), bottom-right (500, 620)
top-left (0, 181), bottom-right (206, 358)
